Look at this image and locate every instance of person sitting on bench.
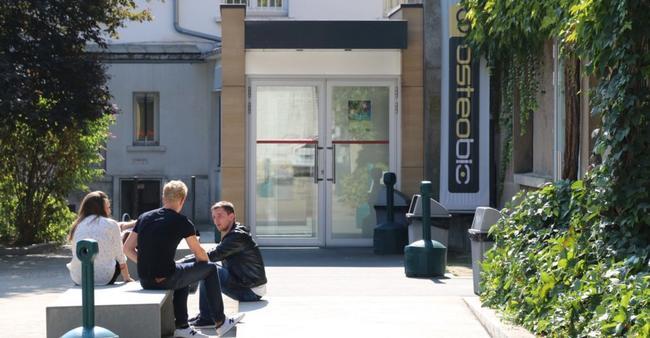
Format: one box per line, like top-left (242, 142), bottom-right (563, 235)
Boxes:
top-left (182, 201), bottom-right (267, 328)
top-left (67, 191), bottom-right (133, 285)
top-left (123, 181), bottom-right (244, 338)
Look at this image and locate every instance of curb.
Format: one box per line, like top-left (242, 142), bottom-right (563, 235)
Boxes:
top-left (0, 242), bottom-right (62, 256)
top-left (463, 297), bottom-right (536, 338)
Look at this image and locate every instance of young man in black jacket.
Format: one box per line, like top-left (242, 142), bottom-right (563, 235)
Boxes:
top-left (189, 201), bottom-right (268, 328)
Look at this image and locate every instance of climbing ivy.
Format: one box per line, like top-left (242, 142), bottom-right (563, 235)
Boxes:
top-left (461, 0), bottom-right (650, 336)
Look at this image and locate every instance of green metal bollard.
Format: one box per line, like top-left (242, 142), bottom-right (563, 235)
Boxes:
top-left (404, 181), bottom-right (447, 277)
top-left (373, 172), bottom-right (408, 254)
top-left (61, 239), bottom-right (118, 338)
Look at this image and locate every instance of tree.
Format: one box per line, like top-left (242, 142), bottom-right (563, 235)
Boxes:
top-left (0, 1), bottom-right (150, 245)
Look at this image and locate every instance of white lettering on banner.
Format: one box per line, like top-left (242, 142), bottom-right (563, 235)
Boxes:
top-left (454, 42), bottom-right (474, 186)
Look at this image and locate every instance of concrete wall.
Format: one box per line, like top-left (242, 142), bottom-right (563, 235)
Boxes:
top-left (112, 0), bottom-right (386, 47)
top-left (220, 5), bottom-right (247, 223)
top-left (287, 0), bottom-right (384, 20)
top-left (103, 62), bottom-right (218, 224)
top-left (390, 5), bottom-right (424, 198)
top-left (112, 0), bottom-right (221, 47)
top-left (423, 0), bottom-right (442, 199)
top-left (246, 50), bottom-right (401, 75)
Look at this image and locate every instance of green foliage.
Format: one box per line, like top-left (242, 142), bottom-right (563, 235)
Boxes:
top-left (482, 181), bottom-right (649, 336)
top-left (462, 0), bottom-right (650, 336)
top-left (0, 1), bottom-right (149, 244)
top-left (0, 115), bottom-right (113, 244)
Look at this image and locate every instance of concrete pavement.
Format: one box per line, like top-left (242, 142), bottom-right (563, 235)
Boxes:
top-left (0, 246), bottom-right (490, 338)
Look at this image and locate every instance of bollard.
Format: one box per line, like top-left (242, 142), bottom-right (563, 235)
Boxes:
top-left (404, 181), bottom-right (447, 277)
top-left (373, 172), bottom-right (408, 254)
top-left (61, 239), bottom-right (118, 338)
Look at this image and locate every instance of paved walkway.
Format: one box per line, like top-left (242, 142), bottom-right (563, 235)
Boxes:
top-left (0, 247), bottom-right (489, 338)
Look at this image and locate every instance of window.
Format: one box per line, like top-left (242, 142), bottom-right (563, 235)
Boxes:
top-left (222, 0), bottom-right (287, 15)
top-left (133, 92), bottom-right (159, 145)
top-left (254, 0), bottom-right (283, 9)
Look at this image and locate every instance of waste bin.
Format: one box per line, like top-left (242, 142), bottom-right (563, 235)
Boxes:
top-left (373, 187), bottom-right (410, 226)
top-left (468, 207), bottom-right (501, 295)
top-left (406, 195), bottom-right (452, 247)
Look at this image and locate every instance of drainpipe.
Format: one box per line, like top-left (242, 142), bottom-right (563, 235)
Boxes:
top-left (173, 0), bottom-right (222, 223)
top-left (173, 0), bottom-right (221, 43)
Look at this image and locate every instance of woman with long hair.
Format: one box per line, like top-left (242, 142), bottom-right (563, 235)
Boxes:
top-left (66, 191), bottom-right (133, 285)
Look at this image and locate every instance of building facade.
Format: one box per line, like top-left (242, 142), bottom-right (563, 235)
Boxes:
top-left (77, 0), bottom-right (427, 247)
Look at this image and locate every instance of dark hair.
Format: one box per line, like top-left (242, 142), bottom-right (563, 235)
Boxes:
top-left (68, 191), bottom-right (110, 241)
top-left (211, 201), bottom-right (235, 215)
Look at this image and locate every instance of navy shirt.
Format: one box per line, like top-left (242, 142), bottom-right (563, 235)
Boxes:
top-left (134, 208), bottom-right (195, 279)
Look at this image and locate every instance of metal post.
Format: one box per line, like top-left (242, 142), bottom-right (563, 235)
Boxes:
top-left (132, 176), bottom-right (139, 218)
top-left (421, 181), bottom-right (432, 243)
top-left (403, 180), bottom-right (446, 277)
top-left (79, 241), bottom-right (97, 329)
top-left (385, 172), bottom-right (395, 224)
top-left (191, 175), bottom-right (196, 221)
top-left (62, 240), bottom-right (118, 337)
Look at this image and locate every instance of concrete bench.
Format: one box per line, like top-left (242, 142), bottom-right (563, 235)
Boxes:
top-left (46, 282), bottom-right (174, 338)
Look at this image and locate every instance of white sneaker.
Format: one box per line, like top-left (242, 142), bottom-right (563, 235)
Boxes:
top-left (174, 326), bottom-right (208, 338)
top-left (216, 312), bottom-right (245, 336)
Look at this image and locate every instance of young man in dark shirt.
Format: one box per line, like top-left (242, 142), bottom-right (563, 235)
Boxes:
top-left (124, 181), bottom-right (244, 337)
top-left (187, 201), bottom-right (267, 328)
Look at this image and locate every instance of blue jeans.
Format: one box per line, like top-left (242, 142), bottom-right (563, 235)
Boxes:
top-left (141, 262), bottom-right (225, 328)
top-left (198, 266), bottom-right (261, 321)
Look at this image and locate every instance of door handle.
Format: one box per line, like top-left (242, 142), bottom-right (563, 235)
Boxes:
top-left (327, 144), bottom-right (336, 184)
top-left (313, 145), bottom-right (323, 183)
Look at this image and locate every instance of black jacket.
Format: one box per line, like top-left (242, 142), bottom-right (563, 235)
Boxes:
top-left (206, 222), bottom-right (267, 289)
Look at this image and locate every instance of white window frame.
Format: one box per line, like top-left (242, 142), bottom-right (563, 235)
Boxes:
top-left (222, 0), bottom-right (288, 16)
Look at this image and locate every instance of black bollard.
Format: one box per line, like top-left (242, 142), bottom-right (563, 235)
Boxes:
top-left (62, 239), bottom-right (118, 338)
top-left (404, 181), bottom-right (447, 277)
top-left (373, 172), bottom-right (408, 254)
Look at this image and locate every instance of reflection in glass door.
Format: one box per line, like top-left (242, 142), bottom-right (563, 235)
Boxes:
top-left (251, 80), bottom-right (395, 246)
top-left (253, 84), bottom-right (322, 244)
top-left (327, 84), bottom-right (391, 245)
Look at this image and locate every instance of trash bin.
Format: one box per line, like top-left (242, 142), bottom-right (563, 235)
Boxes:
top-left (373, 187), bottom-right (410, 226)
top-left (468, 207), bottom-right (501, 295)
top-left (406, 195), bottom-right (452, 247)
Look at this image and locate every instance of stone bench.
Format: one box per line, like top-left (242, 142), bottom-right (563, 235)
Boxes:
top-left (46, 282), bottom-right (174, 338)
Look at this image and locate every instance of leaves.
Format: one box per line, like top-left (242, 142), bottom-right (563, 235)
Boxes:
top-left (0, 1), bottom-right (148, 244)
top-left (479, 181), bottom-right (650, 336)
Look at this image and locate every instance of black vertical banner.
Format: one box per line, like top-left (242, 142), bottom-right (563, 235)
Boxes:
top-left (448, 5), bottom-right (480, 193)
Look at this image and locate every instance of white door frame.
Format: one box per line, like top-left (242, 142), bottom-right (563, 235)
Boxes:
top-left (247, 77), bottom-right (400, 247)
top-left (324, 79), bottom-right (399, 247)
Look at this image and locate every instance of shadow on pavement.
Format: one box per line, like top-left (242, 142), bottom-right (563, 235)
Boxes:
top-left (260, 247), bottom-right (473, 270)
top-left (0, 248), bottom-right (73, 298)
top-left (239, 299), bottom-right (269, 312)
top-left (260, 247), bottom-right (405, 268)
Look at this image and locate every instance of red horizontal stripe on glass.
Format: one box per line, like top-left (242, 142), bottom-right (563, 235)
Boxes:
top-left (256, 139), bottom-right (318, 144)
top-left (332, 140), bottom-right (389, 144)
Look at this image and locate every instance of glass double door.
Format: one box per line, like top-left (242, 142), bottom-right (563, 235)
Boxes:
top-left (250, 79), bottom-right (396, 246)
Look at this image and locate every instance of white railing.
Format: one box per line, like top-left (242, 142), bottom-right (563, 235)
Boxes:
top-left (223, 0), bottom-right (288, 15)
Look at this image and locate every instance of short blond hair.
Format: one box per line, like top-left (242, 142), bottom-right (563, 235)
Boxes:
top-left (163, 180), bottom-right (187, 204)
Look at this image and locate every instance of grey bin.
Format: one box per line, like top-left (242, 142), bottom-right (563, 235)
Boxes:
top-left (406, 195), bottom-right (451, 247)
top-left (373, 186), bottom-right (410, 226)
top-left (468, 207), bottom-right (501, 295)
